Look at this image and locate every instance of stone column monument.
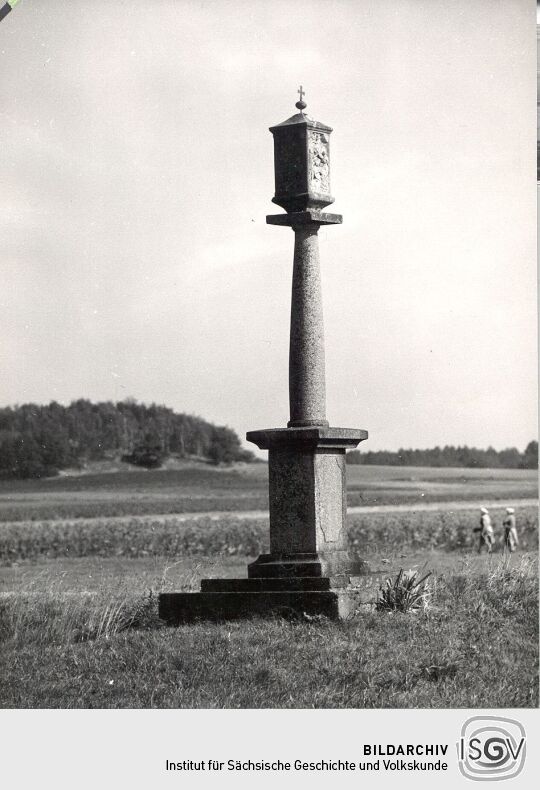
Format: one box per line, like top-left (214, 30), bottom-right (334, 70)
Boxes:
top-left (160, 91), bottom-right (379, 624)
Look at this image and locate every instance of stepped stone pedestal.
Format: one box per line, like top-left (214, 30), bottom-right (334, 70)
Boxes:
top-left (159, 426), bottom-right (387, 624)
top-left (159, 92), bottom-right (385, 625)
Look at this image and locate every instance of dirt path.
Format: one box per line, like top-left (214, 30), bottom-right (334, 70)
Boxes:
top-left (168, 497), bottom-right (538, 522)
top-left (348, 498), bottom-right (538, 515)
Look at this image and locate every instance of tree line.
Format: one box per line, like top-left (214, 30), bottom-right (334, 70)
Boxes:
top-left (347, 442), bottom-right (538, 469)
top-left (0, 399), bottom-right (254, 478)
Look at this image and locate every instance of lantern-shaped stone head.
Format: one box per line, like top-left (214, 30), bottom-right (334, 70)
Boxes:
top-left (270, 98), bottom-right (334, 214)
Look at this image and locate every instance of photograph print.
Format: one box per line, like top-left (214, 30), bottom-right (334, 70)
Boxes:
top-left (0, 0), bottom-right (537, 710)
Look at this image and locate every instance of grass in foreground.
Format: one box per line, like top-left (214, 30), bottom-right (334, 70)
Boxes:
top-left (0, 555), bottom-right (537, 709)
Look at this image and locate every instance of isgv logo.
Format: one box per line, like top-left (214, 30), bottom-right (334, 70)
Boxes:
top-left (457, 716), bottom-right (526, 781)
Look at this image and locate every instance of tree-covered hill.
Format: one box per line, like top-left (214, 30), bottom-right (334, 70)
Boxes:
top-left (0, 399), bottom-right (254, 479)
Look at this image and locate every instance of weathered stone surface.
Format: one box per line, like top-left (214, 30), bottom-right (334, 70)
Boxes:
top-left (269, 111), bottom-right (335, 213)
top-left (246, 427), bottom-right (368, 582)
top-left (315, 449), bottom-right (346, 544)
top-left (266, 210), bottom-right (342, 227)
top-left (246, 425), bottom-right (368, 449)
top-left (159, 582), bottom-right (383, 625)
top-left (288, 225), bottom-right (327, 427)
top-left (247, 551), bottom-right (369, 580)
top-left (200, 577), bottom-right (338, 592)
top-left (160, 564), bottom-right (397, 623)
top-left (268, 446), bottom-right (317, 552)
top-left (265, 448), bottom-right (347, 553)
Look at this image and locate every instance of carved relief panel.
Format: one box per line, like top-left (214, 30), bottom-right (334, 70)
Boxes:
top-left (307, 131), bottom-right (330, 195)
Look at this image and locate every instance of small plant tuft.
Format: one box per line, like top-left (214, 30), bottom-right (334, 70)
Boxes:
top-left (376, 567), bottom-right (432, 613)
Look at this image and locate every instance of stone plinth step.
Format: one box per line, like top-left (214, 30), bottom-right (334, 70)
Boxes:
top-left (247, 552), bottom-right (370, 580)
top-left (159, 572), bottom-right (389, 624)
top-left (159, 590), bottom-right (359, 623)
top-left (201, 576), bottom-right (341, 592)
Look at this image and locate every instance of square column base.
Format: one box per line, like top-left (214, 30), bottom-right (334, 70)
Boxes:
top-left (158, 572), bottom-right (387, 624)
top-left (158, 425), bottom-right (377, 625)
top-left (246, 426), bottom-right (368, 581)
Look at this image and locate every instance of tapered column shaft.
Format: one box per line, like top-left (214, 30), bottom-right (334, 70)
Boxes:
top-left (288, 224), bottom-right (328, 427)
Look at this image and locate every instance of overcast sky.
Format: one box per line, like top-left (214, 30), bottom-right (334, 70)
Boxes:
top-left (1, 0), bottom-right (536, 452)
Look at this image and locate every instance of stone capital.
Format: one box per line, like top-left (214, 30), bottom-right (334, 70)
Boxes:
top-left (246, 425), bottom-right (368, 451)
top-left (266, 210), bottom-right (343, 228)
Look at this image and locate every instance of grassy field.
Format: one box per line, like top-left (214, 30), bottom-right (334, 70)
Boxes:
top-left (0, 552), bottom-right (537, 708)
top-left (0, 462), bottom-right (537, 709)
top-left (0, 462), bottom-right (536, 522)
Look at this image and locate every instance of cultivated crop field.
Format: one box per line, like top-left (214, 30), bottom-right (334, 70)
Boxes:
top-left (0, 462), bottom-right (537, 709)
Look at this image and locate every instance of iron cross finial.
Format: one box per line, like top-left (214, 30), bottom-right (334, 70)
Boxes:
top-left (295, 85), bottom-right (307, 111)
